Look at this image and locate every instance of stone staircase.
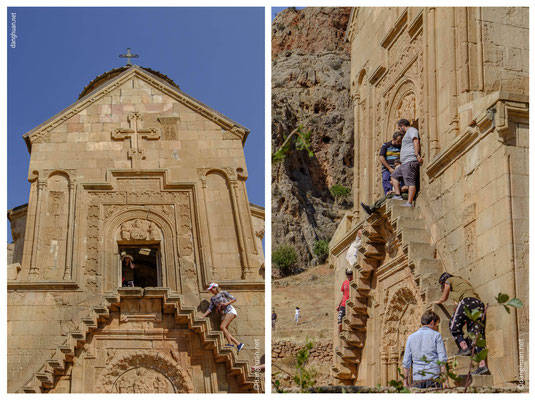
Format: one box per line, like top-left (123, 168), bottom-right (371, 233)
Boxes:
top-left (332, 199), bottom-right (493, 388)
top-left (20, 288), bottom-right (258, 393)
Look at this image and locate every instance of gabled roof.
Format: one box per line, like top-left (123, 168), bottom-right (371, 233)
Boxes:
top-left (22, 65), bottom-right (250, 152)
top-left (77, 65), bottom-right (180, 99)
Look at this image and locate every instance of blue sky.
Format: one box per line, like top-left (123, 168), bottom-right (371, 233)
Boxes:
top-left (272, 7), bottom-right (304, 20)
top-left (7, 7), bottom-right (265, 241)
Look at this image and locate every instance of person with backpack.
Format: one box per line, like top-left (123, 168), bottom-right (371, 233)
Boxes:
top-left (432, 273), bottom-right (489, 375)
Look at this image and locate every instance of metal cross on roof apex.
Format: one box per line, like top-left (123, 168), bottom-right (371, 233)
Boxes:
top-left (119, 48), bottom-right (139, 66)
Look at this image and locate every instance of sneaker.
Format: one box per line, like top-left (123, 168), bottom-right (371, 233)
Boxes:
top-left (456, 348), bottom-right (472, 356)
top-left (360, 202), bottom-right (374, 215)
top-left (400, 202), bottom-right (414, 207)
top-left (472, 365), bottom-right (490, 375)
top-left (224, 343), bottom-right (235, 348)
top-left (237, 343), bottom-right (245, 352)
top-left (392, 195), bottom-right (403, 200)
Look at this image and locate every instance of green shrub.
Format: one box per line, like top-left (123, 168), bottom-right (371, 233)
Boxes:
top-left (272, 245), bottom-right (297, 276)
top-left (329, 184), bottom-right (351, 204)
top-left (313, 240), bottom-right (329, 262)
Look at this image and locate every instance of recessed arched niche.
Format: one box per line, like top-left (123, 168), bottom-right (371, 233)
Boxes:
top-left (116, 218), bottom-right (162, 288)
top-left (103, 209), bottom-right (179, 292)
top-left (204, 171), bottom-right (242, 280)
top-left (41, 172), bottom-right (70, 280)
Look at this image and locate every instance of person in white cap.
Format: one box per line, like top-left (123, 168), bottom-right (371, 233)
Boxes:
top-left (202, 283), bottom-right (245, 352)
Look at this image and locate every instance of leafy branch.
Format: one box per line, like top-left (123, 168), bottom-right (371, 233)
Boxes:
top-left (461, 292), bottom-right (522, 392)
top-left (271, 339), bottom-right (316, 393)
top-left (272, 125), bottom-right (314, 163)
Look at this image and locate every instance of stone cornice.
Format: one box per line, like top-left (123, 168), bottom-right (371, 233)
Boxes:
top-left (80, 169), bottom-right (196, 192)
top-left (7, 203), bottom-right (28, 222)
top-left (203, 281), bottom-right (265, 292)
top-left (380, 8), bottom-right (408, 50)
top-left (22, 66), bottom-right (250, 152)
top-left (249, 203), bottom-right (265, 220)
top-left (344, 7), bottom-right (359, 43)
top-left (7, 281), bottom-right (80, 291)
top-left (426, 91), bottom-right (529, 179)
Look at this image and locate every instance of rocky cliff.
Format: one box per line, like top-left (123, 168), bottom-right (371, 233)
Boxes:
top-left (272, 7), bottom-right (353, 269)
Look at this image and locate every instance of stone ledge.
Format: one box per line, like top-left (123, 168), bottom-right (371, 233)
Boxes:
top-left (7, 281), bottom-right (79, 291)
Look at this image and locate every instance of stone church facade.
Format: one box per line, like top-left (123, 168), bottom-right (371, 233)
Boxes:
top-left (330, 7), bottom-right (528, 388)
top-left (7, 65), bottom-right (265, 393)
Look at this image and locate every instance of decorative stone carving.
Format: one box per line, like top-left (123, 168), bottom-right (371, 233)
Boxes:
top-left (158, 116), bottom-right (179, 140)
top-left (119, 219), bottom-right (160, 241)
top-left (255, 227), bottom-right (265, 240)
top-left (394, 91), bottom-right (416, 124)
top-left (112, 112), bottom-right (161, 169)
top-left (32, 129), bottom-right (52, 144)
top-left (382, 285), bottom-right (420, 349)
top-left (114, 367), bottom-right (174, 393)
top-left (47, 191), bottom-right (64, 215)
top-left (96, 350), bottom-right (194, 393)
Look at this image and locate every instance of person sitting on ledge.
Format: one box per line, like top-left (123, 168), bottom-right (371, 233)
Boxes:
top-left (361, 161), bottom-right (408, 215)
top-left (379, 131), bottom-right (403, 194)
top-left (402, 310), bottom-right (449, 389)
top-left (432, 273), bottom-right (489, 375)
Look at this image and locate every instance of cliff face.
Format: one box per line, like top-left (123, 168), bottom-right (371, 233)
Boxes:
top-left (272, 7), bottom-right (354, 268)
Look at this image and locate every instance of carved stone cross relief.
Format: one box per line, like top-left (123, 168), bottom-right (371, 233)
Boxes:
top-left (112, 112), bottom-right (160, 169)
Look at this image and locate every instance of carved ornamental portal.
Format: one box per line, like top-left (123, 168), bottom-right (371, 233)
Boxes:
top-left (119, 218), bottom-right (161, 241)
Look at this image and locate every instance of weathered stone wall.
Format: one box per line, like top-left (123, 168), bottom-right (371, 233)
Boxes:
top-left (272, 340), bottom-right (333, 362)
top-left (330, 6), bottom-right (528, 387)
top-left (272, 7), bottom-right (354, 267)
top-left (8, 66), bottom-right (264, 393)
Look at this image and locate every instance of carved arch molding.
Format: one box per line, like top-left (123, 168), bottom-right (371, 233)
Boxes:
top-left (380, 285), bottom-right (422, 384)
top-left (82, 176), bottom-right (200, 295)
top-left (95, 350), bottom-right (194, 393)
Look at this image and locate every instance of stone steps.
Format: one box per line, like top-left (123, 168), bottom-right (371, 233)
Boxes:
top-left (20, 288), bottom-right (258, 393)
top-left (333, 199), bottom-right (495, 389)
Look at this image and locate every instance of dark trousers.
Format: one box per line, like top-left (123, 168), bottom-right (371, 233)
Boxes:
top-left (382, 170), bottom-right (392, 194)
top-left (450, 297), bottom-right (486, 353)
top-left (337, 306), bottom-right (346, 324)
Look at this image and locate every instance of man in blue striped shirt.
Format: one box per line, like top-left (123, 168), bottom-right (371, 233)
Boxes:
top-left (402, 310), bottom-right (449, 389)
top-left (379, 132), bottom-right (403, 194)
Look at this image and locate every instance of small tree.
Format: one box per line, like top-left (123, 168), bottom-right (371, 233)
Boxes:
top-left (294, 339), bottom-right (316, 391)
top-left (272, 245), bottom-right (298, 276)
top-left (313, 240), bottom-right (329, 263)
top-left (329, 184), bottom-right (351, 205)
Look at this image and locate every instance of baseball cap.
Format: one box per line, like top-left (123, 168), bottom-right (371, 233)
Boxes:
top-left (207, 282), bottom-right (219, 290)
top-left (439, 273), bottom-right (452, 285)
